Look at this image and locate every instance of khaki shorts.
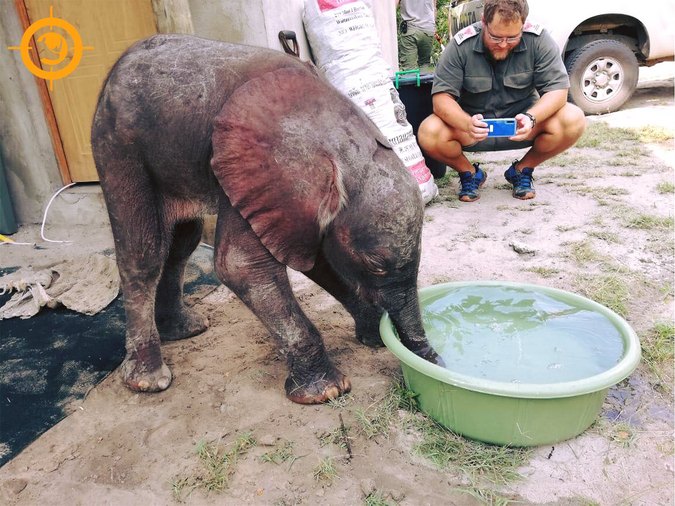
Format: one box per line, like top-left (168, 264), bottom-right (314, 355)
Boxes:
top-left (464, 137), bottom-right (533, 152)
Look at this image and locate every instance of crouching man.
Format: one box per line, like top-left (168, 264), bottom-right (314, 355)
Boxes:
top-left (418, 0), bottom-right (586, 202)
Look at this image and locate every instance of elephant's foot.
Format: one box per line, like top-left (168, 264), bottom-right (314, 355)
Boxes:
top-left (120, 346), bottom-right (172, 392)
top-left (355, 324), bottom-right (384, 348)
top-left (405, 341), bottom-right (444, 367)
top-left (157, 306), bottom-right (209, 342)
top-left (353, 312), bottom-right (384, 348)
top-left (284, 367), bottom-right (351, 404)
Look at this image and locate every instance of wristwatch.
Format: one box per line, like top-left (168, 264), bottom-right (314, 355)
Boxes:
top-left (523, 112), bottom-right (536, 128)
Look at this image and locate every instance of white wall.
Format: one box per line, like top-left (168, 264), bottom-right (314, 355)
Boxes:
top-left (0, 2), bottom-right (64, 224)
top-left (189, 0), bottom-right (398, 71)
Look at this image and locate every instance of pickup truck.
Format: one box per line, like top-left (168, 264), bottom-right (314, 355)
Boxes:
top-left (448, 0), bottom-right (675, 114)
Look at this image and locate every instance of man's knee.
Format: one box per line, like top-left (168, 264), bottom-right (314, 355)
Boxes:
top-left (562, 103), bottom-right (587, 140)
top-left (418, 114), bottom-right (442, 153)
top-left (540, 103), bottom-right (586, 144)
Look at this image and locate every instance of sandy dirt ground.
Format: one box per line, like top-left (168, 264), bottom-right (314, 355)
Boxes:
top-left (1, 66), bottom-right (673, 505)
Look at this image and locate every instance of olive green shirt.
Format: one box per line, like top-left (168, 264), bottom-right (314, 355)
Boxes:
top-left (432, 21), bottom-right (569, 118)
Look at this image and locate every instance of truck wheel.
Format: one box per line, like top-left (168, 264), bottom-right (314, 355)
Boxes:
top-left (565, 39), bottom-right (639, 115)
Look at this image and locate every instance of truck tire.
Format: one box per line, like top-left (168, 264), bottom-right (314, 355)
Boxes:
top-left (565, 39), bottom-right (639, 115)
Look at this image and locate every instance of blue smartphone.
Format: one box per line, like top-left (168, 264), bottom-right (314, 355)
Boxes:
top-left (484, 118), bottom-right (517, 137)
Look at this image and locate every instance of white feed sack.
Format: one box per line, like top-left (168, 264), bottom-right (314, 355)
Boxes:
top-left (303, 0), bottom-right (438, 204)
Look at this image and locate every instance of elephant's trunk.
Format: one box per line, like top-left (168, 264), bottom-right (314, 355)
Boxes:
top-left (386, 288), bottom-right (437, 363)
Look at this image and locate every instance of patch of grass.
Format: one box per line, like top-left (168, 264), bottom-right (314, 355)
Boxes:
top-left (570, 498), bottom-right (601, 506)
top-left (641, 322), bottom-right (675, 386)
top-left (588, 230), bottom-right (620, 243)
top-left (575, 121), bottom-right (673, 146)
top-left (656, 181), bottom-right (675, 194)
top-left (364, 491), bottom-right (392, 506)
top-left (547, 152), bottom-right (591, 167)
top-left (318, 425), bottom-right (351, 450)
top-left (612, 146), bottom-right (649, 159)
top-left (398, 387), bottom-right (528, 484)
top-left (576, 121), bottom-right (640, 148)
top-left (574, 274), bottom-right (630, 317)
top-left (327, 393), bottom-right (354, 409)
top-left (354, 406), bottom-right (393, 440)
top-left (354, 380), bottom-right (418, 439)
top-left (434, 173), bottom-right (454, 188)
top-left (636, 125), bottom-right (674, 143)
top-left (624, 213), bottom-right (674, 230)
top-left (355, 381), bottom-right (531, 488)
top-left (571, 185), bottom-right (629, 200)
top-left (389, 378), bottom-right (420, 412)
top-left (260, 440), bottom-right (295, 465)
top-left (525, 267), bottom-right (560, 278)
top-left (567, 240), bottom-right (606, 265)
top-left (660, 282), bottom-right (675, 299)
top-left (410, 415), bottom-right (531, 485)
top-left (459, 487), bottom-right (514, 505)
top-left (172, 433), bottom-right (257, 501)
top-left (612, 205), bottom-right (675, 230)
top-left (556, 225), bottom-right (576, 233)
top-left (313, 457), bottom-right (338, 484)
top-left (433, 173), bottom-right (462, 207)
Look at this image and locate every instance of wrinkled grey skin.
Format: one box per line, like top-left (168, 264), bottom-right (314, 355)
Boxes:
top-left (91, 35), bottom-right (432, 404)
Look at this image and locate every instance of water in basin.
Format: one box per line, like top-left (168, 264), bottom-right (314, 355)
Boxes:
top-left (422, 285), bottom-right (624, 384)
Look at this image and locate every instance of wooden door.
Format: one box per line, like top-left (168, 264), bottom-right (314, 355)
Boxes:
top-left (23, 0), bottom-right (157, 182)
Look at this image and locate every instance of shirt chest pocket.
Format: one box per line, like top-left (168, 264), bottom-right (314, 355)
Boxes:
top-left (504, 72), bottom-right (533, 92)
top-left (463, 75), bottom-right (492, 94)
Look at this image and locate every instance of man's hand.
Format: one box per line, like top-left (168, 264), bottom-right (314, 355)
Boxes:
top-left (510, 113), bottom-right (534, 141)
top-left (468, 114), bottom-right (489, 143)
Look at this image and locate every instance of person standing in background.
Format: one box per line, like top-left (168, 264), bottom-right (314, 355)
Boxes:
top-left (397, 0), bottom-right (436, 73)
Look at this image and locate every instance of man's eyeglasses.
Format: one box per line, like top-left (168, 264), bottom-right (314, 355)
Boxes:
top-left (485, 25), bottom-right (522, 44)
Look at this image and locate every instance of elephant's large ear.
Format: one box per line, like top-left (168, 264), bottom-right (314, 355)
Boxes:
top-left (211, 67), bottom-right (351, 272)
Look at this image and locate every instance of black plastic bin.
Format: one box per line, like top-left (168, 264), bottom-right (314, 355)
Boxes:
top-left (394, 72), bottom-right (446, 178)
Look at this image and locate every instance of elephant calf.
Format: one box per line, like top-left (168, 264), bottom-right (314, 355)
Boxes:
top-left (91, 35), bottom-right (433, 404)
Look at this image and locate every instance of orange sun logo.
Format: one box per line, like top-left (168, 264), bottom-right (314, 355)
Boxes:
top-left (8, 6), bottom-right (94, 90)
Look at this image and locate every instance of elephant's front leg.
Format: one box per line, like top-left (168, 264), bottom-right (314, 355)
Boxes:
top-left (214, 205), bottom-right (350, 404)
top-left (304, 253), bottom-right (385, 348)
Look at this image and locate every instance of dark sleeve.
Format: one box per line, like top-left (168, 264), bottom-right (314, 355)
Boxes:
top-left (432, 41), bottom-right (464, 98)
top-left (533, 29), bottom-right (570, 94)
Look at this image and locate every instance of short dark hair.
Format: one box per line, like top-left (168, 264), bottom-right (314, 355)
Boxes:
top-left (483, 0), bottom-right (529, 25)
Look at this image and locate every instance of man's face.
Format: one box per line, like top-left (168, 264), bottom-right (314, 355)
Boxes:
top-left (482, 12), bottom-right (523, 61)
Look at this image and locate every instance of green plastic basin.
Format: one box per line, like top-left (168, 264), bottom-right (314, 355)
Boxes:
top-left (380, 281), bottom-right (641, 446)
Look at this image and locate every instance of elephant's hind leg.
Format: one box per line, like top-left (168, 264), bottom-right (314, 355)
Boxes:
top-left (155, 219), bottom-right (209, 341)
top-left (99, 161), bottom-right (172, 392)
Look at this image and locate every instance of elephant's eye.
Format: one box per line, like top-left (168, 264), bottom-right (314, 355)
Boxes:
top-left (359, 249), bottom-right (389, 277)
top-left (370, 266), bottom-right (388, 277)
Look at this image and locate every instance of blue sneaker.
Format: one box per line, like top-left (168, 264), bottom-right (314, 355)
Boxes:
top-left (504, 162), bottom-right (535, 200)
top-left (458, 164), bottom-right (487, 202)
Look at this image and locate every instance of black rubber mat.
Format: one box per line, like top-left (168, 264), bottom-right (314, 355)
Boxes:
top-left (0, 245), bottom-right (218, 467)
